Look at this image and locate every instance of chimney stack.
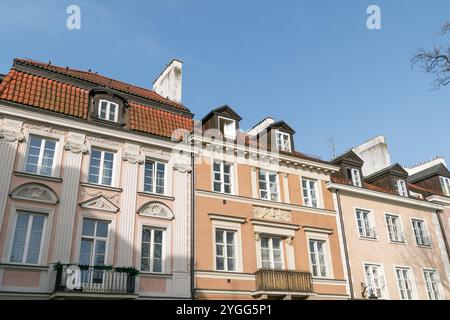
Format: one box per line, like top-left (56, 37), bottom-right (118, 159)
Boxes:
top-left (153, 59), bottom-right (183, 104)
top-left (352, 135), bottom-right (391, 176)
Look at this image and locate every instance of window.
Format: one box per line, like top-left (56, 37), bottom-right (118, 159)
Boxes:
top-left (141, 227), bottom-right (164, 273)
top-left (259, 170), bottom-right (280, 201)
top-left (302, 178), bottom-right (318, 208)
top-left (347, 168), bottom-right (362, 187)
top-left (275, 131), bottom-right (291, 152)
top-left (440, 176), bottom-right (450, 197)
top-left (98, 100), bottom-right (119, 122)
top-left (424, 270), bottom-right (441, 300)
top-left (25, 135), bottom-right (57, 176)
top-left (10, 212), bottom-right (46, 264)
top-left (88, 149), bottom-right (115, 186)
top-left (412, 219), bottom-right (431, 246)
top-left (144, 160), bottom-right (166, 195)
top-left (260, 236), bottom-right (284, 269)
top-left (309, 239), bottom-right (328, 277)
top-left (395, 179), bottom-right (408, 197)
top-left (385, 214), bottom-right (405, 243)
top-left (364, 264), bottom-right (386, 299)
top-left (79, 218), bottom-right (109, 266)
top-left (218, 116), bottom-right (236, 139)
top-left (215, 229), bottom-right (237, 271)
top-left (213, 161), bottom-right (233, 194)
top-left (396, 267), bottom-right (414, 300)
top-left (355, 209), bottom-right (376, 239)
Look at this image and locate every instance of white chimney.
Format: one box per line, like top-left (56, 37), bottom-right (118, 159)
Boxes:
top-left (352, 135), bottom-right (391, 176)
top-left (153, 59), bottom-right (182, 104)
top-left (247, 117), bottom-right (275, 136)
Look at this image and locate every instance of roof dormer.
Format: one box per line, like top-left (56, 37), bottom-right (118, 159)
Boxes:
top-left (331, 150), bottom-right (364, 187)
top-left (365, 163), bottom-right (410, 197)
top-left (256, 120), bottom-right (295, 152)
top-left (89, 89), bottom-right (127, 127)
top-left (201, 105), bottom-right (242, 140)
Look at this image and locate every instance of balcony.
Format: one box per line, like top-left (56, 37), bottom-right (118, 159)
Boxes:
top-left (51, 264), bottom-right (138, 299)
top-left (253, 269), bottom-right (314, 299)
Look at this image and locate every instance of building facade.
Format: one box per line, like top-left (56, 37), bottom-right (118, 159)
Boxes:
top-left (193, 106), bottom-right (349, 299)
top-left (0, 59), bottom-right (193, 299)
top-left (328, 139), bottom-right (450, 300)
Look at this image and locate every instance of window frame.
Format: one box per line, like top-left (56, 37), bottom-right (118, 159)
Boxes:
top-left (259, 235), bottom-right (285, 270)
top-left (79, 218), bottom-right (110, 266)
top-left (143, 159), bottom-right (167, 195)
top-left (308, 238), bottom-right (329, 278)
top-left (422, 269), bottom-right (442, 300)
top-left (275, 130), bottom-right (291, 152)
top-left (98, 99), bottom-right (119, 123)
top-left (258, 170), bottom-right (280, 202)
top-left (24, 134), bottom-right (58, 177)
top-left (301, 178), bottom-right (319, 208)
top-left (411, 218), bottom-right (431, 247)
top-left (363, 262), bottom-right (388, 299)
top-left (355, 208), bottom-right (377, 239)
top-left (88, 148), bottom-right (116, 187)
top-left (384, 213), bottom-right (405, 244)
top-left (349, 168), bottom-right (362, 187)
top-left (140, 226), bottom-right (166, 273)
top-left (395, 266), bottom-right (415, 300)
top-left (440, 176), bottom-right (450, 197)
top-left (212, 160), bottom-right (234, 194)
top-left (217, 116), bottom-right (236, 140)
top-left (395, 179), bottom-right (408, 197)
top-left (214, 228), bottom-right (238, 272)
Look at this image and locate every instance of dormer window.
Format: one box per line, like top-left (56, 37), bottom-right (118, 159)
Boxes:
top-left (98, 100), bottom-right (119, 122)
top-left (218, 116), bottom-right (236, 139)
top-left (347, 168), bottom-right (362, 187)
top-left (440, 176), bottom-right (450, 196)
top-left (395, 179), bottom-right (408, 197)
top-left (275, 131), bottom-right (291, 152)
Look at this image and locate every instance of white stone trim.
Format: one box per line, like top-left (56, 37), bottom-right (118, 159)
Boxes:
top-left (305, 231), bottom-right (334, 279)
top-left (210, 219), bottom-right (244, 272)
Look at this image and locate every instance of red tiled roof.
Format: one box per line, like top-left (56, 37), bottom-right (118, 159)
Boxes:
top-left (0, 69), bottom-right (89, 119)
top-left (0, 61), bottom-right (193, 139)
top-left (15, 58), bottom-right (188, 112)
top-left (129, 103), bottom-right (192, 139)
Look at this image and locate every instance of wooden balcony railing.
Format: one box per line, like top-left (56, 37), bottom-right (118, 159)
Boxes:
top-left (255, 269), bottom-right (313, 293)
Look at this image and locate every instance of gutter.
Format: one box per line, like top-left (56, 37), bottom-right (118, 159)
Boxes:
top-left (335, 190), bottom-right (355, 299)
top-left (190, 147), bottom-right (196, 299)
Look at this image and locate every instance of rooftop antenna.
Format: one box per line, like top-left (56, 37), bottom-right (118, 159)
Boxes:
top-left (328, 136), bottom-right (336, 159)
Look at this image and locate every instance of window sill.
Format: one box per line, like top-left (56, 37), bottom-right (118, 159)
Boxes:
top-left (80, 182), bottom-right (122, 193)
top-left (138, 271), bottom-right (173, 278)
top-left (389, 240), bottom-right (407, 246)
top-left (0, 262), bottom-right (50, 271)
top-left (14, 171), bottom-right (62, 182)
top-left (137, 192), bottom-right (175, 201)
top-left (416, 244), bottom-right (432, 249)
top-left (359, 236), bottom-right (378, 242)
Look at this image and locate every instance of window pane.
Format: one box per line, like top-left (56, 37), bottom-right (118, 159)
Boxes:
top-left (96, 221), bottom-right (108, 238)
top-left (79, 239), bottom-right (92, 265)
top-left (10, 214), bottom-right (30, 262)
top-left (144, 161), bottom-right (155, 192)
top-left (82, 219), bottom-right (95, 236)
top-left (25, 215), bottom-right (45, 264)
top-left (156, 163), bottom-right (165, 194)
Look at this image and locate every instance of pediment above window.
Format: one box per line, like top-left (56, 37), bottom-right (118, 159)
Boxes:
top-left (137, 201), bottom-right (174, 220)
top-left (11, 183), bottom-right (58, 204)
top-left (79, 195), bottom-right (119, 213)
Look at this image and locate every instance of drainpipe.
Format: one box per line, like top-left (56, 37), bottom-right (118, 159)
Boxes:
top-left (436, 209), bottom-right (450, 261)
top-left (335, 189), bottom-right (355, 299)
top-left (190, 147), bottom-right (196, 300)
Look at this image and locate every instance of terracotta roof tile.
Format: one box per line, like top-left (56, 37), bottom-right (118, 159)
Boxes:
top-left (15, 58), bottom-right (188, 112)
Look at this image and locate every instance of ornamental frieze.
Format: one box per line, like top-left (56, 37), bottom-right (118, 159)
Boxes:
top-left (253, 206), bottom-right (292, 222)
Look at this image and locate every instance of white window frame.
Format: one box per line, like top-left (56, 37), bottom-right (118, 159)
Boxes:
top-left (259, 170), bottom-right (280, 202)
top-left (88, 148), bottom-right (116, 187)
top-left (143, 159), bottom-right (167, 195)
top-left (302, 178), bottom-right (319, 208)
top-left (349, 168), bottom-right (362, 187)
top-left (355, 208), bottom-right (377, 239)
top-left (140, 226), bottom-right (166, 273)
top-left (440, 176), bottom-right (450, 197)
top-left (384, 213), bottom-right (405, 243)
top-left (214, 229), bottom-right (238, 272)
top-left (422, 268), bottom-right (443, 300)
top-left (411, 218), bottom-right (431, 247)
top-left (395, 179), bottom-right (408, 197)
top-left (218, 116), bottom-right (236, 140)
top-left (259, 235), bottom-right (285, 270)
top-left (98, 99), bottom-right (119, 122)
top-left (275, 131), bottom-right (291, 152)
top-left (79, 218), bottom-right (110, 266)
top-left (24, 134), bottom-right (58, 177)
top-left (395, 266), bottom-right (416, 300)
top-left (210, 216), bottom-right (244, 273)
top-left (363, 263), bottom-right (388, 299)
top-left (4, 204), bottom-right (54, 266)
top-left (308, 239), bottom-right (329, 278)
top-left (212, 160), bottom-right (234, 194)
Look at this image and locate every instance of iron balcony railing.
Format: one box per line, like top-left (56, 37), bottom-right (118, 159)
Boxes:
top-left (255, 269), bottom-right (313, 293)
top-left (54, 264), bottom-right (137, 295)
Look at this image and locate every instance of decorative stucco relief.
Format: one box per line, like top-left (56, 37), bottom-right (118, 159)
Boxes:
top-left (80, 196), bottom-right (119, 213)
top-left (80, 188), bottom-right (120, 205)
top-left (253, 206), bottom-right (292, 222)
top-left (122, 152), bottom-right (144, 164)
top-left (64, 141), bottom-right (88, 154)
top-left (11, 183), bottom-right (59, 204)
top-left (141, 147), bottom-right (172, 160)
top-left (86, 136), bottom-right (122, 147)
top-left (24, 124), bottom-right (65, 136)
top-left (138, 201), bottom-right (174, 220)
top-left (0, 129), bottom-right (24, 143)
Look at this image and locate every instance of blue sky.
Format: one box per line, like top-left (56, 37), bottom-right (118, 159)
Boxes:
top-left (0, 0), bottom-right (449, 166)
